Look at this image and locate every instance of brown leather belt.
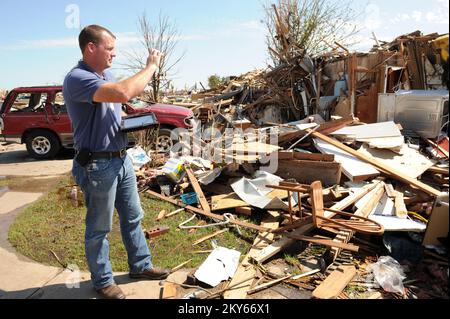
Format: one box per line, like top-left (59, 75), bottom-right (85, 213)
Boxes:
top-left (90, 149), bottom-right (127, 159)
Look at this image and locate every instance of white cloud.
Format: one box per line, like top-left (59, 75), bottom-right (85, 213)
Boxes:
top-left (0, 32), bottom-right (208, 51)
top-left (390, 0), bottom-right (448, 25)
top-left (237, 20), bottom-right (265, 31)
top-left (412, 11), bottom-right (423, 22)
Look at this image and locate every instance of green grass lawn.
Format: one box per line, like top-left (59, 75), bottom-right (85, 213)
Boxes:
top-left (8, 177), bottom-right (255, 272)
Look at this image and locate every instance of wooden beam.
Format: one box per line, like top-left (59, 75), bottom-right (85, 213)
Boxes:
top-left (251, 181), bottom-right (383, 264)
top-left (293, 152), bottom-right (335, 162)
top-left (185, 167), bottom-right (211, 214)
top-left (328, 182), bottom-right (385, 261)
top-left (286, 234), bottom-right (359, 252)
top-left (224, 213), bottom-right (280, 299)
top-left (247, 275), bottom-right (293, 295)
top-left (145, 190), bottom-right (269, 232)
top-left (277, 160), bottom-right (342, 187)
top-left (427, 166), bottom-right (449, 175)
top-left (161, 282), bottom-right (177, 299)
top-left (308, 129), bottom-right (442, 197)
top-left (170, 259), bottom-right (192, 273)
top-left (312, 266), bottom-right (356, 299)
top-left (211, 193), bottom-right (249, 211)
top-left (192, 229), bottom-right (228, 246)
top-left (235, 207), bottom-right (253, 216)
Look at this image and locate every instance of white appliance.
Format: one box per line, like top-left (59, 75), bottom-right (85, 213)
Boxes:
top-left (378, 90), bottom-right (449, 138)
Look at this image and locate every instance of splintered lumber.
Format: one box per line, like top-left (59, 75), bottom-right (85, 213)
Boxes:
top-left (328, 182), bottom-right (385, 261)
top-left (328, 181), bottom-right (382, 216)
top-left (211, 193), bottom-right (249, 211)
top-left (185, 167), bottom-right (211, 214)
top-left (427, 166), bottom-right (449, 175)
top-left (156, 210), bottom-right (167, 221)
top-left (251, 181), bottom-right (382, 264)
top-left (291, 269), bottom-right (321, 280)
top-left (247, 275), bottom-right (293, 295)
top-left (286, 234), bottom-right (359, 252)
top-left (393, 192), bottom-right (408, 218)
top-left (165, 208), bottom-right (184, 218)
top-left (192, 229), bottom-right (228, 246)
top-left (171, 259), bottom-right (192, 273)
top-left (235, 207), bottom-right (253, 216)
top-left (252, 223), bottom-right (313, 264)
top-left (308, 129), bottom-right (442, 197)
top-left (312, 266), bottom-right (356, 299)
top-left (146, 190), bottom-right (269, 232)
top-left (224, 212), bottom-right (280, 299)
top-left (293, 152), bottom-right (335, 162)
top-left (161, 282), bottom-right (177, 299)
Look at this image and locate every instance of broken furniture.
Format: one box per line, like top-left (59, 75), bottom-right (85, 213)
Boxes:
top-left (309, 181), bottom-right (385, 236)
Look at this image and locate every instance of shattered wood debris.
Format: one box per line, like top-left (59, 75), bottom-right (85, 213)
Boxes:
top-left (133, 29), bottom-right (448, 299)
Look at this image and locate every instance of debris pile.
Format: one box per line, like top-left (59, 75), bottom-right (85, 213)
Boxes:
top-left (135, 113), bottom-right (448, 299)
top-left (132, 30), bottom-right (449, 299)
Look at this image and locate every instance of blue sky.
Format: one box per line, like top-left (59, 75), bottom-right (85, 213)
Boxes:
top-left (0, 0), bottom-right (448, 90)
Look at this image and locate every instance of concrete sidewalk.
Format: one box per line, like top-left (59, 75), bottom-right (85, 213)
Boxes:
top-left (0, 191), bottom-right (189, 299)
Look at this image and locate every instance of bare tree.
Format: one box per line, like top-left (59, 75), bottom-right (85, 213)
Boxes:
top-left (120, 12), bottom-right (185, 102)
top-left (264, 0), bottom-right (361, 65)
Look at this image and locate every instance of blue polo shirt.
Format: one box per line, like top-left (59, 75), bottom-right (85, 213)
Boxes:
top-left (63, 61), bottom-right (128, 152)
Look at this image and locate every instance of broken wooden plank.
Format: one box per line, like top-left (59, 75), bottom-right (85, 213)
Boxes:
top-left (247, 275), bottom-right (293, 295)
top-left (276, 160), bottom-right (341, 187)
top-left (224, 212), bottom-right (280, 299)
top-left (146, 190), bottom-right (270, 232)
top-left (211, 193), bottom-right (249, 211)
top-left (156, 210), bottom-right (167, 221)
top-left (185, 167), bottom-right (211, 214)
top-left (251, 181), bottom-right (382, 264)
top-left (328, 182), bottom-right (385, 261)
top-left (252, 223), bottom-right (314, 264)
top-left (165, 208), bottom-right (184, 218)
top-left (171, 259), bottom-right (192, 273)
top-left (161, 282), bottom-right (177, 299)
top-left (192, 229), bottom-right (228, 246)
top-left (291, 269), bottom-right (321, 280)
top-left (293, 152), bottom-right (335, 162)
top-left (235, 206), bottom-right (253, 216)
top-left (393, 191), bottom-right (408, 218)
top-left (312, 266), bottom-right (356, 299)
top-left (286, 234), bottom-right (359, 252)
top-left (309, 129), bottom-right (442, 196)
top-left (316, 116), bottom-right (355, 136)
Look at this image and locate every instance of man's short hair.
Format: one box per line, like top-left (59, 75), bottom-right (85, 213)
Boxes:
top-left (78, 25), bottom-right (116, 52)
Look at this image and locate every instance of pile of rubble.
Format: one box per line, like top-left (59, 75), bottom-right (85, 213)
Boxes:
top-left (128, 111), bottom-right (448, 299)
top-left (164, 31), bottom-right (448, 129)
top-left (127, 29), bottom-right (449, 299)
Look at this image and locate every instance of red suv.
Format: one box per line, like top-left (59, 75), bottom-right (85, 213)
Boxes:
top-left (0, 86), bottom-right (194, 159)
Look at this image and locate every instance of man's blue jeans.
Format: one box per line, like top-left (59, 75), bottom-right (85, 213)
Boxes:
top-left (72, 155), bottom-right (152, 289)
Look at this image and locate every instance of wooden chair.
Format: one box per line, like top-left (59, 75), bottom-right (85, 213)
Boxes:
top-left (310, 181), bottom-right (384, 236)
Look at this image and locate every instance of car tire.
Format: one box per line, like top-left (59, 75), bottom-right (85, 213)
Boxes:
top-left (156, 128), bottom-right (176, 153)
top-left (25, 130), bottom-right (61, 159)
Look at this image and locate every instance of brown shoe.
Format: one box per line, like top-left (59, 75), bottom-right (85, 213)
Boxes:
top-left (96, 283), bottom-right (126, 299)
top-left (129, 267), bottom-right (170, 280)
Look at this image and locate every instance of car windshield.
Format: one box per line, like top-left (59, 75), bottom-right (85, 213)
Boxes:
top-left (129, 98), bottom-right (148, 109)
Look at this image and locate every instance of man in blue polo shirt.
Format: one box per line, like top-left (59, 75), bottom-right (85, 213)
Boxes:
top-left (63, 25), bottom-right (169, 299)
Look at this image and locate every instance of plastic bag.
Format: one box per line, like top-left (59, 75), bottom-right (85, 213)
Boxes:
top-left (367, 256), bottom-right (406, 294)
